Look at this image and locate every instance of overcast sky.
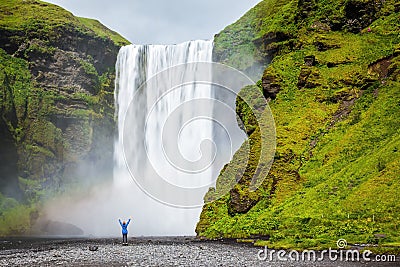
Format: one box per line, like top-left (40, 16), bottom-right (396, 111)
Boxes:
top-left (43, 0), bottom-right (260, 44)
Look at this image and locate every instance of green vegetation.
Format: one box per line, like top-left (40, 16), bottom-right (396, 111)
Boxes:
top-left (77, 17), bottom-right (128, 47)
top-left (0, 0), bottom-right (129, 46)
top-left (197, 0), bottom-right (400, 253)
top-left (0, 0), bottom-right (128, 235)
top-left (213, 0), bottom-right (297, 69)
top-left (0, 48), bottom-right (40, 235)
top-left (0, 194), bottom-right (34, 236)
top-left (214, 0), bottom-right (399, 71)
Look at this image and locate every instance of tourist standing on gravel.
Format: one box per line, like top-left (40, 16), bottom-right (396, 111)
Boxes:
top-left (119, 218), bottom-right (131, 244)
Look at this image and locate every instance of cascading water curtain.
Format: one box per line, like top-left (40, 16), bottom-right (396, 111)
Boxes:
top-left (114, 40), bottom-right (214, 235)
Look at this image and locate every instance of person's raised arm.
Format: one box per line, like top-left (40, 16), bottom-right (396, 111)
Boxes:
top-left (126, 218), bottom-right (131, 226)
top-left (119, 219), bottom-right (123, 226)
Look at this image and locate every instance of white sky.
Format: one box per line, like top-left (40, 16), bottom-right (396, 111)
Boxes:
top-left (43, 0), bottom-right (261, 44)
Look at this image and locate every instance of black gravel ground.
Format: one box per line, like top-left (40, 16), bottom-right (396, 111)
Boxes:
top-left (0, 237), bottom-right (398, 266)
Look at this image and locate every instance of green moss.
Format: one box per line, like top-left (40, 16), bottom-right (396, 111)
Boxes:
top-left (197, 0), bottom-right (400, 253)
top-left (0, 193), bottom-right (35, 236)
top-left (214, 0), bottom-right (298, 70)
top-left (79, 59), bottom-right (98, 77)
top-left (0, 0), bottom-right (122, 236)
top-left (0, 0), bottom-right (129, 46)
top-left (0, 48), bottom-right (31, 122)
top-left (77, 17), bottom-right (129, 46)
top-left (215, 0), bottom-right (399, 71)
top-left (73, 92), bottom-right (99, 106)
top-left (24, 40), bottom-right (56, 58)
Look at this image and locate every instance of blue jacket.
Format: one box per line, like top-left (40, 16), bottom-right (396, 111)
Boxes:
top-left (119, 219), bottom-right (131, 234)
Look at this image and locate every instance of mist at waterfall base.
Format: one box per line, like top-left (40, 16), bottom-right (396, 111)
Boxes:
top-left (42, 40), bottom-right (251, 236)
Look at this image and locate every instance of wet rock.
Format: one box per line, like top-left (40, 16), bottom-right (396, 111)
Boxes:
top-left (228, 185), bottom-right (260, 215)
top-left (261, 70), bottom-right (281, 100)
top-left (88, 245), bottom-right (99, 251)
top-left (343, 0), bottom-right (382, 33)
top-left (296, 0), bottom-right (316, 21)
top-left (374, 234), bottom-right (387, 239)
top-left (304, 55), bottom-right (317, 66)
top-left (310, 21), bottom-right (331, 32)
top-left (298, 66), bottom-right (320, 88)
top-left (368, 56), bottom-right (395, 79)
top-left (253, 31), bottom-right (292, 60)
top-left (0, 117), bottom-right (21, 199)
top-left (235, 85), bottom-right (266, 136)
top-left (33, 220), bottom-right (84, 236)
top-left (315, 40), bottom-right (339, 52)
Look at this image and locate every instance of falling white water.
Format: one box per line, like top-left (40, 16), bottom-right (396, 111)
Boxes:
top-left (33, 35), bottom-right (264, 238)
top-left (113, 40), bottom-right (214, 235)
top-left (41, 40), bottom-right (249, 237)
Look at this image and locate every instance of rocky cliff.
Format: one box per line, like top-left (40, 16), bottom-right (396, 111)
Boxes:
top-left (0, 0), bottom-right (129, 235)
top-left (197, 0), bottom-right (400, 252)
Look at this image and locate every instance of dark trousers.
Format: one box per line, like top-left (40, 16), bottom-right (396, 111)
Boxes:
top-left (122, 233), bottom-right (127, 243)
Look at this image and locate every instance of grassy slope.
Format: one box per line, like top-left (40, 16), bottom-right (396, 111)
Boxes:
top-left (0, 0), bottom-right (129, 235)
top-left (213, 0), bottom-right (297, 69)
top-left (197, 0), bottom-right (400, 252)
top-left (0, 0), bottom-right (129, 46)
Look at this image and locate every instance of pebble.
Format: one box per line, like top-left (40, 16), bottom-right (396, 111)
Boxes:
top-left (0, 238), bottom-right (398, 266)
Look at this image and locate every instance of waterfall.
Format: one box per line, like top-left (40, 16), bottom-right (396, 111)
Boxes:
top-left (113, 40), bottom-right (214, 235)
top-left (40, 39), bottom-right (251, 237)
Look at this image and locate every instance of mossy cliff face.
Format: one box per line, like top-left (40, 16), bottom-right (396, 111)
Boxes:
top-left (0, 0), bottom-right (129, 235)
top-left (197, 0), bottom-right (400, 252)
